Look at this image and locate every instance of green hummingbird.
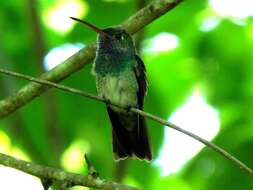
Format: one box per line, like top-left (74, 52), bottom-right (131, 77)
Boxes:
top-left (70, 17), bottom-right (152, 161)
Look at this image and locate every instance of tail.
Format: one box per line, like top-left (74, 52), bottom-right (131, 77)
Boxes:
top-left (107, 107), bottom-right (152, 161)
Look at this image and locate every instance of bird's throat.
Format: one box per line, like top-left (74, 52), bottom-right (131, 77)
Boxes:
top-left (94, 51), bottom-right (132, 76)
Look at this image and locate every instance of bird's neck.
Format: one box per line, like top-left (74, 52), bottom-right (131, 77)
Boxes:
top-left (94, 50), bottom-right (133, 76)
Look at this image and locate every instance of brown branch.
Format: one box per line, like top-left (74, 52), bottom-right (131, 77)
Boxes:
top-left (0, 153), bottom-right (139, 190)
top-left (1, 68), bottom-right (253, 178)
top-left (0, 0), bottom-right (183, 118)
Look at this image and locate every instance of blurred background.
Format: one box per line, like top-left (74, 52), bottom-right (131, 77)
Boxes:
top-left (0, 0), bottom-right (253, 189)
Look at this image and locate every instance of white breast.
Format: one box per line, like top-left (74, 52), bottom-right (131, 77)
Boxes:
top-left (98, 70), bottom-right (138, 111)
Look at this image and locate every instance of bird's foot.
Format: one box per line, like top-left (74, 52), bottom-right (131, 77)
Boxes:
top-left (125, 105), bottom-right (132, 113)
top-left (102, 95), bottom-right (111, 107)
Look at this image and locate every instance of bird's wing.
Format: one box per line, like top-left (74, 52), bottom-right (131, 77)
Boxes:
top-left (133, 54), bottom-right (147, 109)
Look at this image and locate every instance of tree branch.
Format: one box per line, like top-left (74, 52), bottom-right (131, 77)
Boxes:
top-left (0, 0), bottom-right (183, 118)
top-left (0, 153), bottom-right (139, 190)
top-left (1, 68), bottom-right (253, 178)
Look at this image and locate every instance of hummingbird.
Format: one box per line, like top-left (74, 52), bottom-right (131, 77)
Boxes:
top-left (70, 17), bottom-right (152, 161)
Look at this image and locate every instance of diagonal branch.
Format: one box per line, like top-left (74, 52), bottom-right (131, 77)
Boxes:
top-left (0, 153), bottom-right (139, 190)
top-left (1, 68), bottom-right (253, 178)
top-left (0, 0), bottom-right (183, 118)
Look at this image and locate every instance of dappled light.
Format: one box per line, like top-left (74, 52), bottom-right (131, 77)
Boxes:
top-left (209, 0), bottom-right (253, 24)
top-left (42, 0), bottom-right (89, 34)
top-left (0, 131), bottom-right (30, 161)
top-left (61, 139), bottom-right (90, 172)
top-left (0, 131), bottom-right (41, 189)
top-left (155, 89), bottom-right (220, 175)
top-left (0, 166), bottom-right (43, 190)
top-left (199, 16), bottom-right (221, 32)
top-left (143, 32), bottom-right (180, 53)
top-left (43, 43), bottom-right (84, 70)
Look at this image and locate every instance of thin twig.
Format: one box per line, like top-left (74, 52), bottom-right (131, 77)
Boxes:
top-left (0, 68), bottom-right (253, 178)
top-left (0, 153), bottom-right (138, 190)
top-left (0, 0), bottom-right (183, 118)
top-left (84, 154), bottom-right (99, 178)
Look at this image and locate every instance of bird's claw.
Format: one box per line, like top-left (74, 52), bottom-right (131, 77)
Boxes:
top-left (125, 105), bottom-right (132, 113)
top-left (102, 95), bottom-right (111, 106)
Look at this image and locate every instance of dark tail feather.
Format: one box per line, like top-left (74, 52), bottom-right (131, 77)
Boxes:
top-left (107, 107), bottom-right (152, 161)
top-left (133, 116), bottom-right (152, 160)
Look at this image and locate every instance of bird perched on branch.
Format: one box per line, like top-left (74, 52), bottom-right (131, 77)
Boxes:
top-left (71, 17), bottom-right (152, 161)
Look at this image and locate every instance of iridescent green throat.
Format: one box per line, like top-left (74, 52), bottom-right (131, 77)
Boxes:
top-left (94, 53), bottom-right (133, 76)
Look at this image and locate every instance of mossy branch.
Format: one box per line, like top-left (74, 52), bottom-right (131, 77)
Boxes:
top-left (0, 153), bottom-right (139, 190)
top-left (1, 68), bottom-right (253, 179)
top-left (0, 0), bottom-right (183, 118)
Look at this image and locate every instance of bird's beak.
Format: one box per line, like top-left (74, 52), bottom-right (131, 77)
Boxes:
top-left (70, 17), bottom-right (110, 38)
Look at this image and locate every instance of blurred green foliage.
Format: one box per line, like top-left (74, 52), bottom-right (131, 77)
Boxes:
top-left (0, 0), bottom-right (253, 189)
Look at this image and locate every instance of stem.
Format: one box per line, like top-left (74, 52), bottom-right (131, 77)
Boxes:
top-left (1, 68), bottom-right (253, 178)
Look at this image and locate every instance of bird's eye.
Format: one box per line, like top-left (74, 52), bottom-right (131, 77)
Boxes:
top-left (115, 34), bottom-right (124, 40)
